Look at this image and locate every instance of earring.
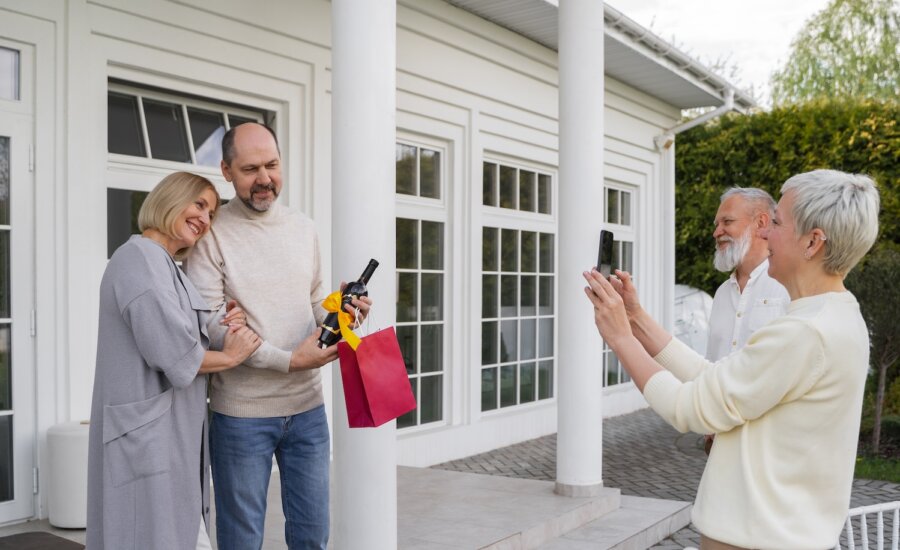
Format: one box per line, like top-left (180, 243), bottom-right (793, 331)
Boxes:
top-left (804, 251), bottom-right (812, 260)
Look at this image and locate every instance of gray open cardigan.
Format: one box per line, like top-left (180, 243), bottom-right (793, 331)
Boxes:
top-left (86, 236), bottom-right (211, 550)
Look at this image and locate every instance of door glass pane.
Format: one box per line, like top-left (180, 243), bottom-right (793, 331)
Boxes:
top-left (106, 188), bottom-right (148, 259)
top-left (521, 231), bottom-right (536, 273)
top-left (482, 275), bottom-right (498, 318)
top-left (420, 273), bottom-right (443, 322)
top-left (0, 136), bottom-right (8, 225)
top-left (420, 221), bottom-right (443, 270)
top-left (0, 232), bottom-right (9, 318)
top-left (520, 318), bottom-right (536, 361)
top-left (420, 375), bottom-right (442, 423)
top-left (500, 319), bottom-right (517, 363)
top-left (481, 368), bottom-right (497, 411)
top-left (420, 325), bottom-right (442, 373)
top-left (482, 227), bottom-right (498, 271)
top-left (0, 47), bottom-right (20, 101)
top-left (500, 365), bottom-right (517, 407)
top-left (143, 99), bottom-right (191, 162)
top-left (483, 162), bottom-right (497, 206)
top-left (396, 144), bottom-right (416, 195)
top-left (107, 93), bottom-right (146, 157)
top-left (188, 108), bottom-right (225, 167)
top-left (537, 174), bottom-right (551, 214)
top-left (396, 273), bottom-right (417, 322)
top-left (539, 233), bottom-right (554, 273)
top-left (539, 318), bottom-right (554, 357)
top-left (501, 229), bottom-right (518, 272)
top-left (0, 415), bottom-right (12, 501)
top-left (520, 275), bottom-right (536, 317)
top-left (397, 382), bottom-right (417, 428)
top-left (396, 325), bottom-right (417, 374)
top-left (419, 148), bottom-right (440, 199)
top-left (0, 327), bottom-right (10, 409)
top-left (499, 165), bottom-right (516, 208)
top-left (520, 362), bottom-right (536, 404)
top-left (500, 275), bottom-right (517, 317)
top-left (396, 218), bottom-right (418, 269)
top-left (538, 360), bottom-right (553, 399)
top-left (538, 276), bottom-right (554, 316)
top-left (481, 322), bottom-right (498, 365)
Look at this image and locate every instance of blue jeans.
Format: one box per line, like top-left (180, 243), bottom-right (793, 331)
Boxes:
top-left (210, 405), bottom-right (330, 550)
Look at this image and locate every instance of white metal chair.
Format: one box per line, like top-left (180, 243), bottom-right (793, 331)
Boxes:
top-left (834, 501), bottom-right (900, 550)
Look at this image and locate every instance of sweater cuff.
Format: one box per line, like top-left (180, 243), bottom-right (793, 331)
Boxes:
top-left (653, 337), bottom-right (704, 382)
top-left (642, 370), bottom-right (682, 428)
top-left (244, 341), bottom-right (292, 373)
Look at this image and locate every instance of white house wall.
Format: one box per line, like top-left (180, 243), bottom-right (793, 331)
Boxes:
top-left (2, 0), bottom-right (686, 514)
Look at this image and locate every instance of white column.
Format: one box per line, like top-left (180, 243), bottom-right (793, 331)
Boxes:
top-left (555, 0), bottom-right (606, 497)
top-left (331, 1), bottom-right (397, 548)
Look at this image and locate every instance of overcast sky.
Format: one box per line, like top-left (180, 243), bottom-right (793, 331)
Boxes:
top-left (607, 0), bottom-right (832, 105)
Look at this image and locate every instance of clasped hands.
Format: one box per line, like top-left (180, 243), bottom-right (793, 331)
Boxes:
top-left (289, 286), bottom-right (373, 372)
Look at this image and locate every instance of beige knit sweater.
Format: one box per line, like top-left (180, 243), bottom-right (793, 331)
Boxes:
top-left (185, 198), bottom-right (327, 417)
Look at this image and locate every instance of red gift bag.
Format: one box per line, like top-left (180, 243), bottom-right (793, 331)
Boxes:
top-left (337, 326), bottom-right (417, 428)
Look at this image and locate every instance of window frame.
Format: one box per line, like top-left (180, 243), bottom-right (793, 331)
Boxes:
top-left (602, 181), bottom-right (638, 388)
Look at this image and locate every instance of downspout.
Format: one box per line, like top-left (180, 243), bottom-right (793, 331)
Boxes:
top-left (655, 88), bottom-right (735, 332)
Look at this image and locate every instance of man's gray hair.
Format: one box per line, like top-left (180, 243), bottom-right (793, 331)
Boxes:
top-left (720, 187), bottom-right (777, 216)
top-left (781, 169), bottom-right (880, 276)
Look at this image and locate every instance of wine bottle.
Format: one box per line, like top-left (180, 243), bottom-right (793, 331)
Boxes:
top-left (317, 259), bottom-right (379, 348)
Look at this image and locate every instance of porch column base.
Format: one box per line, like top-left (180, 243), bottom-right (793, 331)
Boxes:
top-left (554, 481), bottom-right (605, 497)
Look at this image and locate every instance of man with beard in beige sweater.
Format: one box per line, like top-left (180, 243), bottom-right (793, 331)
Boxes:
top-left (186, 122), bottom-right (369, 550)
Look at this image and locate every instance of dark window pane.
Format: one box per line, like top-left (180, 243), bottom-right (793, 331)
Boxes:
top-left (107, 189), bottom-right (148, 259)
top-left (397, 381), bottom-right (418, 428)
top-left (500, 319), bottom-right (517, 363)
top-left (143, 99), bottom-right (191, 162)
top-left (419, 149), bottom-right (440, 199)
top-left (227, 114), bottom-right (256, 128)
top-left (520, 275), bottom-right (536, 317)
top-left (481, 321), bottom-right (498, 366)
top-left (0, 47), bottom-right (20, 101)
top-left (481, 368), bottom-right (497, 411)
top-left (606, 188), bottom-right (619, 224)
top-left (520, 362), bottom-right (536, 404)
top-left (482, 227), bottom-right (498, 271)
top-left (420, 325), bottom-right (442, 373)
top-left (420, 273), bottom-right (443, 322)
top-left (500, 365), bottom-right (517, 407)
top-left (0, 326), bottom-right (9, 409)
top-left (396, 325), bottom-right (417, 374)
top-left (622, 191), bottom-right (631, 225)
top-left (519, 170), bottom-right (535, 212)
top-left (188, 107), bottom-right (225, 167)
top-left (0, 136), bottom-right (10, 225)
top-left (397, 273), bottom-right (418, 323)
top-left (539, 233), bottom-right (554, 273)
top-left (606, 351), bottom-right (621, 386)
top-left (482, 275), bottom-right (498, 318)
top-left (0, 232), bottom-right (8, 318)
top-left (499, 165), bottom-right (516, 209)
top-left (622, 241), bottom-right (634, 273)
top-left (521, 318), bottom-right (536, 361)
top-left (538, 360), bottom-right (553, 399)
top-left (107, 93), bottom-right (146, 157)
top-left (539, 318), bottom-right (554, 357)
top-left (482, 162), bottom-right (497, 206)
top-left (539, 276), bottom-right (554, 316)
top-left (0, 415), bottom-right (11, 501)
top-left (612, 240), bottom-right (621, 272)
top-left (396, 218), bottom-right (418, 269)
top-left (421, 221), bottom-right (443, 270)
top-left (501, 229), bottom-right (518, 272)
top-left (500, 275), bottom-right (517, 318)
top-left (420, 374), bottom-right (443, 423)
top-left (396, 143), bottom-right (416, 195)
top-left (538, 174), bottom-right (551, 214)
top-left (521, 231), bottom-right (537, 273)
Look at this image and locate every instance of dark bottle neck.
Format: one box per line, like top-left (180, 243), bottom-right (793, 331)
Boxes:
top-left (358, 259), bottom-right (379, 284)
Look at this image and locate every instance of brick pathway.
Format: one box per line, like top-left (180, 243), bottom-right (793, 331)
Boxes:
top-left (433, 408), bottom-right (900, 548)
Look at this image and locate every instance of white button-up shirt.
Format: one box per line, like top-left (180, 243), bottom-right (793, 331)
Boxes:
top-left (705, 259), bottom-right (790, 361)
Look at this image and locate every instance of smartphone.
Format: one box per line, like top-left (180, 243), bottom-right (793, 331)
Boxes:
top-left (597, 230), bottom-right (614, 278)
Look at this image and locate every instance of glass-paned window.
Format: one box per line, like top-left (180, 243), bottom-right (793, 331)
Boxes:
top-left (395, 138), bottom-right (447, 428)
top-left (106, 82), bottom-right (267, 258)
top-left (481, 225), bottom-right (555, 411)
top-left (0, 47), bottom-right (19, 101)
top-left (603, 185), bottom-right (636, 387)
top-left (482, 161), bottom-right (552, 215)
top-left (395, 143), bottom-right (441, 199)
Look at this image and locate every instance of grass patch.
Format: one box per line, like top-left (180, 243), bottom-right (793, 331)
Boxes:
top-left (855, 455), bottom-right (900, 483)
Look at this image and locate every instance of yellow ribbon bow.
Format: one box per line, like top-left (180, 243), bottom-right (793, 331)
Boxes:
top-left (322, 291), bottom-right (361, 350)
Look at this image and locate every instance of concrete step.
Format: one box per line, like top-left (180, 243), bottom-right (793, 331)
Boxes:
top-left (536, 495), bottom-right (692, 550)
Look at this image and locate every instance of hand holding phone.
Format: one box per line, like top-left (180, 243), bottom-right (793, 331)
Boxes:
top-left (597, 230), bottom-right (614, 278)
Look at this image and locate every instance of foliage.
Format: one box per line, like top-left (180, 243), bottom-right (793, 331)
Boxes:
top-left (854, 455), bottom-right (900, 483)
top-left (674, 99), bottom-right (900, 297)
top-left (771, 0), bottom-right (900, 105)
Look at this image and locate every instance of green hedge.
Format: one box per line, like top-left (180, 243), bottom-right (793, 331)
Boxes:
top-left (674, 99), bottom-right (899, 295)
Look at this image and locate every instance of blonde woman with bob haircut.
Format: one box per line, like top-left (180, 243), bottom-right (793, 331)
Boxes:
top-left (584, 169), bottom-right (879, 549)
top-left (87, 171), bottom-right (262, 550)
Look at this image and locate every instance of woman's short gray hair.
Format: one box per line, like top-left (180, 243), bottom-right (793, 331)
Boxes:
top-left (781, 169), bottom-right (880, 276)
